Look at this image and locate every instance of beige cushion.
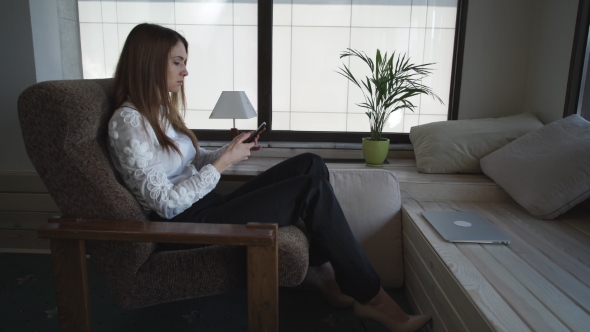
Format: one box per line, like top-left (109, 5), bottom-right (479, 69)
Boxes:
top-left (329, 169), bottom-right (402, 289)
top-left (409, 113), bottom-right (543, 173)
top-left (480, 115), bottom-right (590, 219)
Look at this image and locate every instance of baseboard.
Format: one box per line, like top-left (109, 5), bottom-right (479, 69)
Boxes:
top-left (0, 229), bottom-right (50, 251)
top-left (0, 193), bottom-right (59, 212)
top-left (0, 248), bottom-right (50, 254)
top-left (0, 211), bottom-right (56, 230)
top-left (0, 170), bottom-right (57, 252)
top-left (0, 170), bottom-right (47, 193)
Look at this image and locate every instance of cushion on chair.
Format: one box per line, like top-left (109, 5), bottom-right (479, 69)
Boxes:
top-left (109, 226), bottom-right (309, 308)
top-left (480, 115), bottom-right (590, 219)
top-left (329, 169), bottom-right (402, 289)
top-left (409, 113), bottom-right (543, 173)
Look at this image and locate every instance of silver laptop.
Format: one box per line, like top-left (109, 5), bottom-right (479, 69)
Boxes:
top-left (421, 211), bottom-right (510, 244)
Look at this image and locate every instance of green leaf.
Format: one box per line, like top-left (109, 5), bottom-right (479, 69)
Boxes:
top-left (338, 47), bottom-right (444, 136)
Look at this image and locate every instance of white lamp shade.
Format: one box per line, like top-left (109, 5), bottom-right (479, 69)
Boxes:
top-left (209, 91), bottom-right (257, 119)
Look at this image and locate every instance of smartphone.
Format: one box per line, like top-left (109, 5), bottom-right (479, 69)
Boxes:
top-left (244, 122), bottom-right (266, 143)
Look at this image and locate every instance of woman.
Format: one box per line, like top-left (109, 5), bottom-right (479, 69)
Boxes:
top-left (107, 23), bottom-right (430, 332)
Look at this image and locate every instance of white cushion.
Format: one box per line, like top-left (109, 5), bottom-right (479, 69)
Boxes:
top-left (480, 115), bottom-right (590, 219)
top-left (409, 113), bottom-right (543, 173)
top-left (329, 169), bottom-right (402, 288)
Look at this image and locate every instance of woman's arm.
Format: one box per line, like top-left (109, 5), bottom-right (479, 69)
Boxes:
top-left (108, 108), bottom-right (221, 219)
top-left (193, 132), bottom-right (260, 174)
top-left (192, 145), bottom-right (228, 170)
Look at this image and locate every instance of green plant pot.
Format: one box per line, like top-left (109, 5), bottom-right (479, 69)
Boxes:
top-left (362, 137), bottom-right (390, 167)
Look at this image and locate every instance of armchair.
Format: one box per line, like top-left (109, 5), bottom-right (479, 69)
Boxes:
top-left (18, 79), bottom-right (310, 332)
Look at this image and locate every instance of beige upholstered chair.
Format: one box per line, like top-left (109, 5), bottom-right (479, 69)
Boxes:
top-left (18, 79), bottom-right (309, 332)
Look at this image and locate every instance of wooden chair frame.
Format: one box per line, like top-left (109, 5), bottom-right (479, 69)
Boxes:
top-left (38, 218), bottom-right (279, 332)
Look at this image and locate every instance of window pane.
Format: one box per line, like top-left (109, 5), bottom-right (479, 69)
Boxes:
top-left (272, 0), bottom-right (457, 133)
top-left (78, 0), bottom-right (258, 130)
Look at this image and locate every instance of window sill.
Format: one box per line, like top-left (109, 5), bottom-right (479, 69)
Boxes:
top-left (199, 141), bottom-right (414, 151)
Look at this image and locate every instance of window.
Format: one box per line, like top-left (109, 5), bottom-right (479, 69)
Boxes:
top-left (576, 25), bottom-right (590, 121)
top-left (272, 0), bottom-right (456, 133)
top-left (78, 0), bottom-right (259, 131)
top-left (566, 0), bottom-right (590, 121)
top-left (78, 0), bottom-right (465, 142)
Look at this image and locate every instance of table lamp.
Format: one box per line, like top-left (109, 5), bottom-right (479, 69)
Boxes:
top-left (209, 91), bottom-right (257, 139)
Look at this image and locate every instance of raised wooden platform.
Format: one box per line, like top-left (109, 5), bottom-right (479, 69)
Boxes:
top-left (402, 199), bottom-right (590, 332)
top-left (0, 149), bottom-right (511, 252)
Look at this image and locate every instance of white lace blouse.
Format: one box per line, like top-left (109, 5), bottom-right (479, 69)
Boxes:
top-left (107, 102), bottom-right (227, 219)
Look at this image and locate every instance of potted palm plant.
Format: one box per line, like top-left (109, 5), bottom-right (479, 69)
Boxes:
top-left (338, 48), bottom-right (443, 166)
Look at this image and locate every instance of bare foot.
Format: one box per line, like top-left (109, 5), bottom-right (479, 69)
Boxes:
top-left (364, 288), bottom-right (409, 323)
top-left (302, 262), bottom-right (354, 308)
top-left (353, 287), bottom-right (431, 332)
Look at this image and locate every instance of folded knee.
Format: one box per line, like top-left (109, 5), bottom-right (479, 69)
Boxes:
top-left (298, 152), bottom-right (323, 165)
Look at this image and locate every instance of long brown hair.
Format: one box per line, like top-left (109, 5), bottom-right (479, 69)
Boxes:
top-left (112, 23), bottom-right (198, 156)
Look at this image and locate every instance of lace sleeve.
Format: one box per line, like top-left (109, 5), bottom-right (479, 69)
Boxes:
top-left (192, 145), bottom-right (228, 170)
top-left (108, 107), bottom-right (221, 219)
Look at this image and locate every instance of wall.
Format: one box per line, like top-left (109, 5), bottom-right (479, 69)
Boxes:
top-left (523, 0), bottom-right (578, 123)
top-left (458, 0), bottom-right (534, 120)
top-left (458, 0), bottom-right (579, 123)
top-left (0, 0), bottom-right (38, 171)
top-left (0, 0), bottom-right (82, 172)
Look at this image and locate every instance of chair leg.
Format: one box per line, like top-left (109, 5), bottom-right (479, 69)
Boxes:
top-left (247, 224), bottom-right (279, 332)
top-left (49, 239), bottom-right (92, 332)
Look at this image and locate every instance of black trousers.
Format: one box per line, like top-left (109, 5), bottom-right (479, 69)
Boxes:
top-left (160, 153), bottom-right (381, 303)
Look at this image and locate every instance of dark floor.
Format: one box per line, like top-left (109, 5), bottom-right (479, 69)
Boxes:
top-left (0, 253), bottom-right (414, 332)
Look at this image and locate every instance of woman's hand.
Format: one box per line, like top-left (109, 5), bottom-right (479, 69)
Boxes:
top-left (248, 127), bottom-right (265, 151)
top-left (212, 132), bottom-right (257, 173)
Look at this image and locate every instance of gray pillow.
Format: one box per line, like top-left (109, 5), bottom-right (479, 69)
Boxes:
top-left (409, 113), bottom-right (543, 173)
top-left (480, 115), bottom-right (590, 219)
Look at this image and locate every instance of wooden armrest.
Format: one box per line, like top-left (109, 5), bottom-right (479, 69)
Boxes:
top-left (38, 218), bottom-right (276, 247)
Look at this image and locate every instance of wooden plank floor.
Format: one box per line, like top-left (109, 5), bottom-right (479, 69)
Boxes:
top-left (403, 199), bottom-right (590, 332)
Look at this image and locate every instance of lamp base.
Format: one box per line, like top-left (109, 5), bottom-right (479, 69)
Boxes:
top-left (231, 128), bottom-right (238, 139)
